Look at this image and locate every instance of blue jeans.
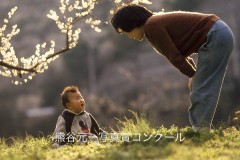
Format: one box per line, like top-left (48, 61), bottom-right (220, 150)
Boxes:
top-left (189, 20), bottom-right (235, 129)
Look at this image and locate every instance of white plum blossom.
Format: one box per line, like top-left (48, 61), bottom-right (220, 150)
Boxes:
top-left (0, 0), bottom-right (152, 85)
top-left (0, 1), bottom-right (85, 84)
top-left (0, 6), bottom-right (56, 84)
top-left (47, 0), bottom-right (102, 49)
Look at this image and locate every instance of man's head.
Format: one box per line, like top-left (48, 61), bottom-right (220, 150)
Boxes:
top-left (111, 4), bottom-right (152, 40)
top-left (61, 86), bottom-right (85, 114)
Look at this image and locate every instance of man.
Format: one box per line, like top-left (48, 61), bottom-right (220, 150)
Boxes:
top-left (111, 4), bottom-right (234, 132)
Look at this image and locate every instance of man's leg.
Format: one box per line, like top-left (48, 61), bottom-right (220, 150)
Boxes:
top-left (189, 20), bottom-right (234, 131)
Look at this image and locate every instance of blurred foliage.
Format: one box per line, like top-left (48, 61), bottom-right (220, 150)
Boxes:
top-left (63, 42), bottom-right (89, 84)
top-left (164, 0), bottom-right (205, 11)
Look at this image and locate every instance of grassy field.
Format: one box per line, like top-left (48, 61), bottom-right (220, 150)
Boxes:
top-left (0, 112), bottom-right (239, 160)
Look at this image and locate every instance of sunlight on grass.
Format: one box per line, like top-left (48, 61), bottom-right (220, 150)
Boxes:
top-left (115, 110), bottom-right (155, 135)
top-left (0, 111), bottom-right (239, 160)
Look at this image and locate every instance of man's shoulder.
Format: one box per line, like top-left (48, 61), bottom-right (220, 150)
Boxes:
top-left (144, 14), bottom-right (166, 32)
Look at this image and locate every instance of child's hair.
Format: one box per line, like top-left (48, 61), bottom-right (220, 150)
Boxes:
top-left (111, 4), bottom-right (153, 33)
top-left (61, 86), bottom-right (79, 108)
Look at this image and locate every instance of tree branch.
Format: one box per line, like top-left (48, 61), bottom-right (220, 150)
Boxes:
top-left (0, 46), bottom-right (71, 76)
top-left (0, 23), bottom-right (71, 77)
top-left (0, 60), bottom-right (36, 73)
top-left (72, 13), bottom-right (90, 25)
top-left (31, 47), bottom-right (70, 70)
top-left (72, 0), bottom-right (100, 25)
top-left (0, 0), bottom-right (102, 79)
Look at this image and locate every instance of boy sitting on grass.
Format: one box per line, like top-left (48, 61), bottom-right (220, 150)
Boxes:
top-left (52, 86), bottom-right (105, 148)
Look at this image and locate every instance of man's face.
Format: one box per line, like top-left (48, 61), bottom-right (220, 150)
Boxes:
top-left (118, 27), bottom-right (144, 41)
top-left (67, 91), bottom-right (85, 114)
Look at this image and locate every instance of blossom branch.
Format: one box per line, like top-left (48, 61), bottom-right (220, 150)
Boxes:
top-left (0, 0), bottom-right (102, 84)
top-left (0, 60), bottom-right (36, 73)
top-left (0, 0), bottom-right (151, 84)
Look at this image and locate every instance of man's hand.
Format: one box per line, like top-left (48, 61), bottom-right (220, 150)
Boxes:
top-left (188, 78), bottom-right (193, 92)
top-left (233, 111), bottom-right (240, 130)
top-left (234, 111), bottom-right (240, 120)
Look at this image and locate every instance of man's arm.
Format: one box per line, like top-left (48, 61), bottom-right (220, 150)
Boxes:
top-left (144, 26), bottom-right (196, 77)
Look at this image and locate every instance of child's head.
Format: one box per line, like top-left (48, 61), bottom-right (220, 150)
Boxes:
top-left (111, 4), bottom-right (153, 33)
top-left (61, 86), bottom-right (85, 114)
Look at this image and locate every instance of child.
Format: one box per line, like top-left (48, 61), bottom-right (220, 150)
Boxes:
top-left (111, 5), bottom-right (234, 132)
top-left (52, 86), bottom-right (105, 147)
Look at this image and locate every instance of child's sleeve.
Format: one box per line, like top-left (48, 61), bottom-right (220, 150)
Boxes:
top-left (89, 114), bottom-right (106, 136)
top-left (52, 116), bottom-right (66, 148)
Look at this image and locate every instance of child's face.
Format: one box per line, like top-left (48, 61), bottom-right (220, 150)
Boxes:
top-left (66, 91), bottom-right (85, 114)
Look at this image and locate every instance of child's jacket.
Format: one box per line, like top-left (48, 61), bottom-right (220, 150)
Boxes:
top-left (52, 109), bottom-right (104, 145)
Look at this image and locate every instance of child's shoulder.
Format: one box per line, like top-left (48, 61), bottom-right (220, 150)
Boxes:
top-left (60, 109), bottom-right (76, 120)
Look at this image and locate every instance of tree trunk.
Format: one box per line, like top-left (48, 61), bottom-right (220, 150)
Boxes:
top-left (87, 46), bottom-right (97, 94)
top-left (229, 9), bottom-right (240, 80)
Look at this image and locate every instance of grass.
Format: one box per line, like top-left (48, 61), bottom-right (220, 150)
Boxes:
top-left (0, 111), bottom-right (239, 160)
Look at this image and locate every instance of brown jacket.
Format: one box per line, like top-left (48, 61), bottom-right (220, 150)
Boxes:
top-left (144, 11), bottom-right (219, 77)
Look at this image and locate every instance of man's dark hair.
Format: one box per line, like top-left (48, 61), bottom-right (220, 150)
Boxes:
top-left (111, 5), bottom-right (153, 33)
top-left (61, 86), bottom-right (79, 108)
